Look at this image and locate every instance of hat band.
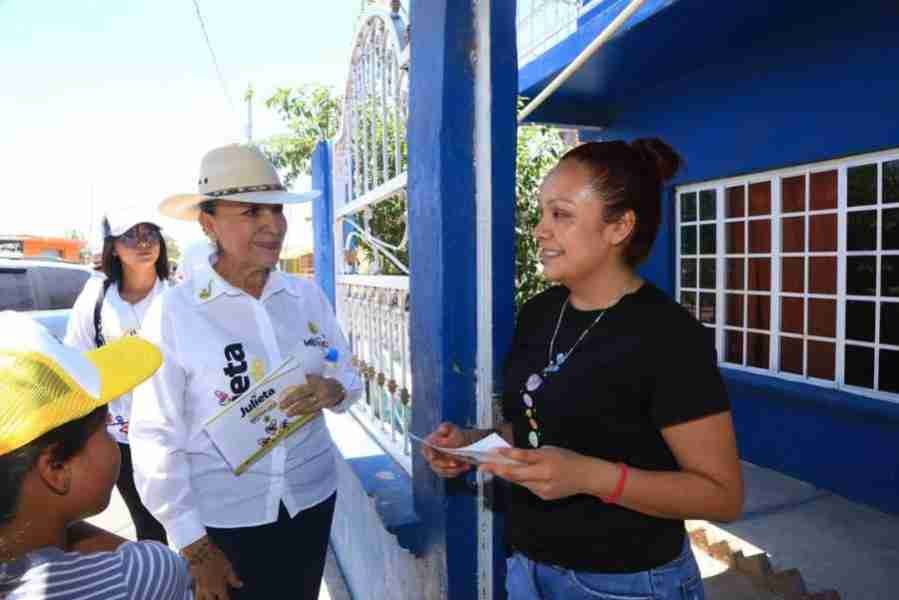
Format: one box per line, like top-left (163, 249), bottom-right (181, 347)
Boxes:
top-left (206, 183), bottom-right (286, 197)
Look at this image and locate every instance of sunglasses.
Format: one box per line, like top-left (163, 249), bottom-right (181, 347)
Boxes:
top-left (118, 225), bottom-right (161, 248)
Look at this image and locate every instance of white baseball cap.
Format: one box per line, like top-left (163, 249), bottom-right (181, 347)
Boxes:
top-left (103, 204), bottom-right (163, 238)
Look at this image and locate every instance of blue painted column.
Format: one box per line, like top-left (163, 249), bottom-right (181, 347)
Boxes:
top-left (408, 1), bottom-right (519, 598)
top-left (486, 3), bottom-right (518, 599)
top-left (407, 2), bottom-right (479, 599)
top-left (311, 140), bottom-right (335, 305)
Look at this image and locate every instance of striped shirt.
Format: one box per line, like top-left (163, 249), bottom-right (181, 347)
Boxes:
top-left (0, 541), bottom-right (192, 599)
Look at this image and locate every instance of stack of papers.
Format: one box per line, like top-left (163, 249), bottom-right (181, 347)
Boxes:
top-left (411, 432), bottom-right (521, 465)
top-left (205, 353), bottom-right (319, 475)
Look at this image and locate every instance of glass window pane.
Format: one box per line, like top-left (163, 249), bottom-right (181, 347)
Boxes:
top-left (747, 294), bottom-right (771, 330)
top-left (846, 301), bottom-right (875, 343)
top-left (699, 292), bottom-right (716, 324)
top-left (884, 159), bottom-right (899, 205)
top-left (699, 224), bottom-right (717, 254)
top-left (726, 294), bottom-right (744, 326)
top-left (847, 210), bottom-right (877, 251)
top-left (681, 291), bottom-right (697, 317)
top-left (781, 217), bottom-right (804, 253)
top-left (780, 296), bottom-right (804, 334)
top-left (810, 170), bottom-right (837, 210)
top-left (748, 219), bottom-right (771, 253)
top-left (809, 256), bottom-right (836, 294)
top-left (699, 190), bottom-right (716, 221)
top-left (782, 257), bottom-right (805, 293)
top-left (746, 333), bottom-right (770, 369)
top-left (680, 192), bottom-right (697, 222)
top-left (883, 208), bottom-right (899, 250)
top-left (809, 213), bottom-right (837, 251)
top-left (749, 181), bottom-right (771, 216)
top-left (680, 259), bottom-right (697, 288)
top-left (844, 344), bottom-right (874, 388)
top-left (681, 226), bottom-right (697, 255)
top-left (848, 163), bottom-right (877, 207)
top-left (727, 258), bottom-right (745, 290)
top-left (847, 256), bottom-right (876, 296)
top-left (725, 330), bottom-right (743, 364)
top-left (879, 349), bottom-right (899, 393)
top-left (727, 221), bottom-right (745, 254)
top-left (781, 175), bottom-right (805, 213)
top-left (881, 301), bottom-right (899, 346)
top-left (726, 186), bottom-right (745, 218)
top-left (780, 336), bottom-right (803, 375)
top-left (748, 258), bottom-right (771, 291)
top-left (808, 341), bottom-right (836, 381)
top-left (882, 256), bottom-right (899, 297)
top-left (808, 299), bottom-right (836, 338)
top-left (699, 258), bottom-right (716, 289)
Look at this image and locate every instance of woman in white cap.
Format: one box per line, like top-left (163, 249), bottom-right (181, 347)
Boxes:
top-left (129, 144), bottom-right (362, 600)
top-left (65, 207), bottom-right (171, 545)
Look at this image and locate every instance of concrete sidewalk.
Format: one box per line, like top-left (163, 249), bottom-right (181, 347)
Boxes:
top-left (690, 462), bottom-right (899, 600)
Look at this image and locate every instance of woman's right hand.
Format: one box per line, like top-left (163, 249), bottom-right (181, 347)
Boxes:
top-left (181, 536), bottom-right (243, 600)
top-left (421, 422), bottom-right (473, 478)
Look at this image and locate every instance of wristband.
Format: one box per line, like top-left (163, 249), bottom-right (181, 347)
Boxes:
top-left (602, 462), bottom-right (629, 504)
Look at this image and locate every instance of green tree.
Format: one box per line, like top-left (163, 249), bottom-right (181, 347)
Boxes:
top-left (264, 87), bottom-right (572, 306)
top-left (514, 121), bottom-right (571, 308)
top-left (260, 84), bottom-right (342, 187)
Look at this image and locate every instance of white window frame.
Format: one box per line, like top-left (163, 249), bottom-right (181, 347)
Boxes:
top-left (676, 147), bottom-right (899, 404)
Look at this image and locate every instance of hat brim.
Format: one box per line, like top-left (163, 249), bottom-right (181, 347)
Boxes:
top-left (160, 189), bottom-right (321, 221)
top-left (83, 336), bottom-right (163, 402)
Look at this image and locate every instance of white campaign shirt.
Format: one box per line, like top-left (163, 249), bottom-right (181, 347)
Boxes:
top-left (129, 259), bottom-right (362, 551)
top-left (65, 277), bottom-right (168, 444)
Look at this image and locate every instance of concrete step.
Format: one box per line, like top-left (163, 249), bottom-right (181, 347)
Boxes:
top-left (690, 523), bottom-right (841, 600)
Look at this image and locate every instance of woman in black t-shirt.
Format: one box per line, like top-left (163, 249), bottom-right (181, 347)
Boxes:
top-left (422, 140), bottom-right (743, 599)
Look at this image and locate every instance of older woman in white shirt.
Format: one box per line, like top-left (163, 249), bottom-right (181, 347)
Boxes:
top-left (130, 145), bottom-right (361, 600)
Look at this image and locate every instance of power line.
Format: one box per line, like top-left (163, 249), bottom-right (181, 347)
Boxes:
top-left (190, 0), bottom-right (237, 119)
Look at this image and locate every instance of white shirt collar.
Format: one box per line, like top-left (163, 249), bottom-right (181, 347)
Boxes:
top-left (192, 257), bottom-right (298, 304)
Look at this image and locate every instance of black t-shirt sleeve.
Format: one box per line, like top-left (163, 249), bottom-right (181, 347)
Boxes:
top-left (651, 311), bottom-right (730, 429)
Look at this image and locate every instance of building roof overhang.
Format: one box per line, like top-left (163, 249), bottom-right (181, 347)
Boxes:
top-left (517, 0), bottom-right (843, 128)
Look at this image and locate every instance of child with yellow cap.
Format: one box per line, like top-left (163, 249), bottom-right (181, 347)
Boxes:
top-left (0, 312), bottom-right (195, 599)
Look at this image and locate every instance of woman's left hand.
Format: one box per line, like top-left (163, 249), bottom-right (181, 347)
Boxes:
top-left (480, 446), bottom-right (610, 501)
top-left (279, 374), bottom-right (345, 416)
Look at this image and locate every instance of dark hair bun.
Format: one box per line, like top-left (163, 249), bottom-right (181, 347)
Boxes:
top-left (630, 138), bottom-right (683, 182)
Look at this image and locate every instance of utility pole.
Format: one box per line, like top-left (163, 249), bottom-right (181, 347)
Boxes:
top-left (244, 83), bottom-right (254, 143)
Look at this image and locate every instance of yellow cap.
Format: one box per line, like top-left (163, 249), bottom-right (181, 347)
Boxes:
top-left (0, 311), bottom-right (162, 455)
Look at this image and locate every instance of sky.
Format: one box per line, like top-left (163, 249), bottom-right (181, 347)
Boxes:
top-left (0, 0), bottom-right (359, 251)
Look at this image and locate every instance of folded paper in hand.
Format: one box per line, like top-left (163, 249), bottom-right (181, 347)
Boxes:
top-left (411, 432), bottom-right (521, 465)
top-left (205, 353), bottom-right (319, 475)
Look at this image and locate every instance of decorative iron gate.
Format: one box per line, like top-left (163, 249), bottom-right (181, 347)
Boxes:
top-left (332, 2), bottom-right (412, 472)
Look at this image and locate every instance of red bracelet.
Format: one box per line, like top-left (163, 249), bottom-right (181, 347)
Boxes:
top-left (602, 462), bottom-right (629, 504)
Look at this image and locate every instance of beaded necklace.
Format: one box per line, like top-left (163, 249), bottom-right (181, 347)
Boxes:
top-left (520, 288), bottom-right (631, 448)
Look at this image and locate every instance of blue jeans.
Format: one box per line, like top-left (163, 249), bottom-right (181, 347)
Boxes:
top-left (505, 540), bottom-right (704, 600)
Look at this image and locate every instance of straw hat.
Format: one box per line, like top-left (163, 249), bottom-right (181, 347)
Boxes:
top-left (0, 312), bottom-right (162, 454)
top-left (159, 144), bottom-right (321, 221)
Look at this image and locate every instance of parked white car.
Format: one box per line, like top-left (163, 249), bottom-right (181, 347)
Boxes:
top-left (0, 257), bottom-right (100, 339)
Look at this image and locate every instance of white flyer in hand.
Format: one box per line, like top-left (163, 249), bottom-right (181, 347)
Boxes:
top-left (411, 432), bottom-right (521, 465)
top-left (204, 353), bottom-right (320, 475)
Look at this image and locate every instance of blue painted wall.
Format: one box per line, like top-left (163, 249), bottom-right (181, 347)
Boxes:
top-left (571, 2), bottom-right (899, 512)
top-left (407, 2), bottom-right (479, 599)
top-left (488, 3), bottom-right (519, 598)
top-left (311, 141), bottom-right (335, 305)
